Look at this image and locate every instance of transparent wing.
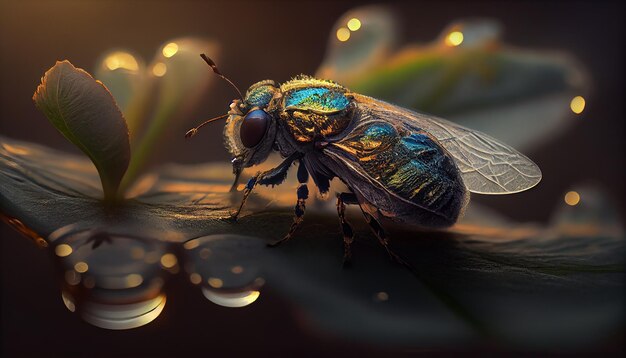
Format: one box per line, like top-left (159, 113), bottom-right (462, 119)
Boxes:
top-left (352, 94), bottom-right (542, 194)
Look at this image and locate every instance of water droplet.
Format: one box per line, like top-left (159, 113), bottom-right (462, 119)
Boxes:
top-left (183, 235), bottom-right (267, 308)
top-left (202, 288), bottom-right (260, 308)
top-left (48, 225), bottom-right (170, 329)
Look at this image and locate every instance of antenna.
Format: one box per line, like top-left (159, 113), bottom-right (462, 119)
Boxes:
top-left (200, 53), bottom-right (244, 101)
top-left (185, 113), bottom-right (229, 139)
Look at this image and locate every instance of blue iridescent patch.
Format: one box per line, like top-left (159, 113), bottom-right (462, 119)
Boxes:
top-left (285, 88), bottom-right (349, 113)
top-left (363, 123), bottom-right (396, 140)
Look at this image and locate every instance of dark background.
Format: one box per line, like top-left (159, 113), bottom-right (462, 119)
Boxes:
top-left (1, 0), bottom-right (624, 356)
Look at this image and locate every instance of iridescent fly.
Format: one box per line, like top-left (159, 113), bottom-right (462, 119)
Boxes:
top-left (186, 54), bottom-right (541, 263)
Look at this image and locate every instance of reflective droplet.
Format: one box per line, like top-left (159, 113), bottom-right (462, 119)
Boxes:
top-left (202, 288), bottom-right (260, 308)
top-left (80, 293), bottom-right (167, 330)
top-left (48, 225), bottom-right (170, 330)
top-left (183, 235), bottom-right (266, 309)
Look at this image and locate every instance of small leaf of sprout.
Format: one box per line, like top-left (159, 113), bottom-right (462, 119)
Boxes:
top-left (33, 60), bottom-right (130, 203)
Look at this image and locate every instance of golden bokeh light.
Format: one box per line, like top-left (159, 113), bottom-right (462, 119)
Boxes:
top-left (347, 18), bottom-right (362, 31)
top-left (162, 42), bottom-right (179, 58)
top-left (74, 261), bottom-right (89, 273)
top-left (208, 277), bottom-right (223, 288)
top-left (55, 244), bottom-right (73, 257)
top-left (336, 27), bottom-right (351, 42)
top-left (190, 273), bottom-right (202, 284)
top-left (564, 191), bottom-right (581, 206)
top-left (570, 96), bottom-right (586, 114)
top-left (231, 265), bottom-right (244, 274)
top-left (160, 253), bottom-right (177, 268)
top-left (375, 291), bottom-right (389, 302)
top-left (445, 31), bottom-right (464, 47)
top-left (104, 52), bottom-right (139, 71)
top-left (152, 62), bottom-right (167, 77)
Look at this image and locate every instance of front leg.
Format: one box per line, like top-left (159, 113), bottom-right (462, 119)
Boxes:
top-left (230, 152), bottom-right (302, 219)
top-left (268, 160), bottom-right (309, 247)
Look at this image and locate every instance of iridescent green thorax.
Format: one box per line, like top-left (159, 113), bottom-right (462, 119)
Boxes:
top-left (285, 87), bottom-right (349, 113)
top-left (245, 80), bottom-right (278, 108)
top-left (278, 75), bottom-right (352, 143)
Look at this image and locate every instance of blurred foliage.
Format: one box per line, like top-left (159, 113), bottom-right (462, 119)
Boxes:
top-left (317, 6), bottom-right (589, 150)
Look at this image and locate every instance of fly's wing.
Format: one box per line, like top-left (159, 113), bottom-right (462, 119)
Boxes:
top-left (350, 93), bottom-right (542, 194)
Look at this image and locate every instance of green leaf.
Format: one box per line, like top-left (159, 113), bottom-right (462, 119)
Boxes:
top-left (0, 136), bottom-right (623, 347)
top-left (32, 60), bottom-right (130, 203)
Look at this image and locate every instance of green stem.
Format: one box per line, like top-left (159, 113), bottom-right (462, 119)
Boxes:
top-left (119, 102), bottom-right (177, 195)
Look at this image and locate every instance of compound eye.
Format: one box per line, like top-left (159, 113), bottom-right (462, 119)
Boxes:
top-left (240, 109), bottom-right (270, 148)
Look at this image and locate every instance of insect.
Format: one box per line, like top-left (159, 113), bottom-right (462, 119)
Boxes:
top-left (186, 54), bottom-right (541, 264)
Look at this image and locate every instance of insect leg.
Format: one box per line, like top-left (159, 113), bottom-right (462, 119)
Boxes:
top-left (336, 192), bottom-right (358, 266)
top-left (230, 153), bottom-right (302, 219)
top-left (360, 211), bottom-right (411, 268)
top-left (268, 161), bottom-right (309, 247)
